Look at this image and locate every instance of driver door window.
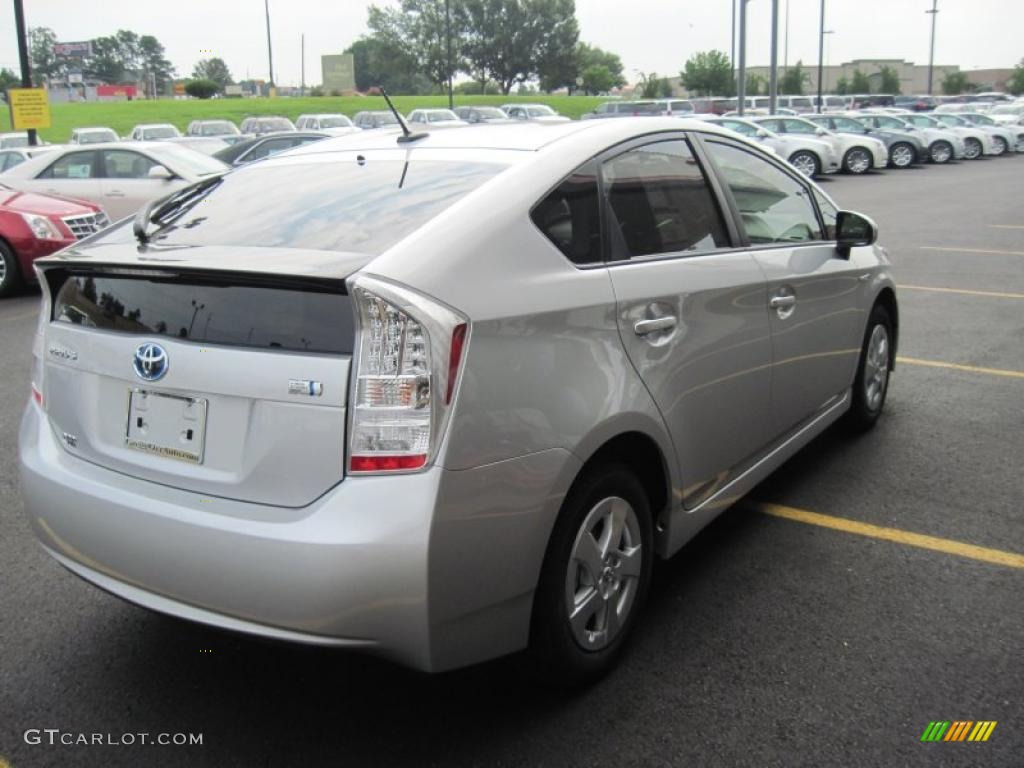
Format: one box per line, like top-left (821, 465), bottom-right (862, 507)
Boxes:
top-left (101, 150), bottom-right (158, 179)
top-left (704, 141), bottom-right (823, 244)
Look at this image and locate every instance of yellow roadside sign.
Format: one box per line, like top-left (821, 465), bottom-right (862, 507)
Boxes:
top-left (8, 87), bottom-right (51, 130)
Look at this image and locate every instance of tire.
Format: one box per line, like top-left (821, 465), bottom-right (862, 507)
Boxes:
top-left (844, 303), bottom-right (893, 432)
top-left (843, 147), bottom-right (872, 174)
top-left (963, 137), bottom-right (982, 160)
top-left (0, 240), bottom-right (23, 298)
top-left (527, 464), bottom-right (654, 687)
top-left (991, 136), bottom-right (1008, 156)
top-left (929, 140), bottom-right (953, 164)
top-left (788, 150), bottom-right (821, 178)
top-left (888, 142), bottom-right (915, 168)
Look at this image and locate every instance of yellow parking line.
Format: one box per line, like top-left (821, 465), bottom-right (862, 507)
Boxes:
top-left (753, 503), bottom-right (1024, 569)
top-left (921, 246), bottom-right (1024, 257)
top-left (990, 224), bottom-right (1024, 230)
top-left (898, 284), bottom-right (1024, 299)
top-left (896, 356), bottom-right (1024, 379)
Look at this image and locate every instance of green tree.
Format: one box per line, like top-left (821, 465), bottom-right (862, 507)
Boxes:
top-left (850, 69), bottom-right (871, 93)
top-left (941, 70), bottom-right (972, 95)
top-left (746, 73), bottom-right (765, 96)
top-left (139, 35), bottom-right (175, 91)
top-left (835, 76), bottom-right (850, 95)
top-left (184, 79), bottom-right (218, 99)
top-left (581, 64), bottom-right (614, 95)
top-left (461, 0), bottom-right (579, 95)
top-left (780, 60), bottom-right (808, 95)
top-left (659, 77), bottom-right (672, 98)
top-left (345, 36), bottom-right (432, 94)
top-left (0, 67), bottom-right (19, 96)
top-left (367, 0), bottom-right (467, 92)
top-left (637, 71), bottom-right (661, 98)
top-left (192, 58), bottom-right (233, 90)
top-left (1005, 59), bottom-right (1024, 96)
top-left (28, 27), bottom-right (60, 84)
top-left (878, 65), bottom-right (901, 94)
top-left (559, 42), bottom-right (625, 93)
top-left (680, 50), bottom-right (732, 97)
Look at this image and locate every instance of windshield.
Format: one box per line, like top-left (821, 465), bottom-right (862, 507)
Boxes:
top-left (965, 114), bottom-right (994, 125)
top-left (370, 113), bottom-right (398, 125)
top-left (426, 111), bottom-right (459, 123)
top-left (105, 157), bottom-right (508, 255)
top-left (78, 130), bottom-right (118, 143)
top-left (937, 115), bottom-right (966, 127)
top-left (148, 145), bottom-right (229, 176)
top-left (200, 122), bottom-right (237, 136)
top-left (2, 135), bottom-right (28, 147)
top-left (991, 105), bottom-right (1023, 115)
top-left (528, 105), bottom-right (557, 117)
top-left (259, 118), bottom-right (294, 131)
top-left (718, 120), bottom-right (757, 136)
top-left (143, 127), bottom-right (179, 139)
top-left (319, 116), bottom-right (353, 128)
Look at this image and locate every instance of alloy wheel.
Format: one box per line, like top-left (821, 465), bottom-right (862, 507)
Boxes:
top-left (863, 324), bottom-right (890, 412)
top-left (565, 496), bottom-right (643, 651)
top-left (992, 136), bottom-right (1008, 156)
top-left (790, 153), bottom-right (818, 177)
top-left (0, 254), bottom-right (7, 288)
top-left (930, 142), bottom-right (952, 163)
top-left (890, 144), bottom-right (914, 168)
top-left (964, 138), bottom-right (982, 159)
top-left (845, 148), bottom-right (871, 174)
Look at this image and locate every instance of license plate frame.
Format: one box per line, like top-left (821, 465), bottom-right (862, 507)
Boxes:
top-left (125, 389), bottom-right (208, 465)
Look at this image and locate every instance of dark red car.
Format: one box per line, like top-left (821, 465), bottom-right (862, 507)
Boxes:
top-left (0, 184), bottom-right (109, 296)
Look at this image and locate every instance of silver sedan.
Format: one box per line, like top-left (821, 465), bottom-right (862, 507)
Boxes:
top-left (20, 118), bottom-right (897, 683)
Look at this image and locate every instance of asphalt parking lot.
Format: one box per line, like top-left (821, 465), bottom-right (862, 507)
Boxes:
top-left (1, 155), bottom-right (1021, 768)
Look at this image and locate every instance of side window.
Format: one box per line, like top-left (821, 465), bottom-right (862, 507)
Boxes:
top-left (813, 189), bottom-right (838, 240)
top-left (723, 120), bottom-right (755, 136)
top-left (783, 119), bottom-right (817, 134)
top-left (760, 119), bottom-right (784, 133)
top-left (38, 151), bottom-right (97, 179)
top-left (531, 160), bottom-right (602, 265)
top-left (101, 150), bottom-right (158, 179)
top-left (242, 137), bottom-right (296, 162)
top-left (705, 141), bottom-right (823, 244)
top-left (602, 139), bottom-right (729, 260)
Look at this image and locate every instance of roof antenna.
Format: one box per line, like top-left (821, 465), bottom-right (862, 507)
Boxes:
top-left (379, 86), bottom-right (428, 144)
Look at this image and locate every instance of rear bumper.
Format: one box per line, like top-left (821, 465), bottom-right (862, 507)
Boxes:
top-left (19, 401), bottom-right (577, 671)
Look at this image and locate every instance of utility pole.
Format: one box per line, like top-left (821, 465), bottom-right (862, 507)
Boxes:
top-left (816, 0), bottom-right (826, 113)
top-left (445, 0), bottom-right (453, 109)
top-left (731, 0), bottom-right (736, 89)
top-left (12, 0), bottom-right (37, 145)
top-left (784, 0), bottom-right (790, 68)
top-left (264, 0), bottom-right (275, 89)
top-left (768, 0), bottom-right (779, 115)
top-left (737, 0), bottom-right (747, 116)
top-left (926, 0), bottom-right (938, 95)
top-left (300, 33), bottom-right (305, 96)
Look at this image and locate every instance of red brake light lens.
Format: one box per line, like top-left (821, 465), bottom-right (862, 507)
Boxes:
top-left (446, 323), bottom-right (467, 404)
top-left (350, 454), bottom-right (427, 472)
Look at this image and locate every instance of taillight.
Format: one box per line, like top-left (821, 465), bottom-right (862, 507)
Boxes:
top-left (348, 276), bottom-right (468, 474)
top-left (30, 264), bottom-right (51, 409)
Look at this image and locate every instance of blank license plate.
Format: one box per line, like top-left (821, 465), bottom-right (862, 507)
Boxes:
top-left (125, 389), bottom-right (208, 464)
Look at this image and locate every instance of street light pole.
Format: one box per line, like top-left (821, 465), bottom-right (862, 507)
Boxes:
top-left (12, 0), bottom-right (37, 145)
top-left (737, 0), bottom-right (747, 116)
top-left (731, 0), bottom-right (736, 89)
top-left (816, 0), bottom-right (825, 113)
top-left (445, 0), bottom-right (453, 109)
top-left (768, 0), bottom-right (779, 115)
top-left (264, 0), bottom-right (275, 89)
top-left (926, 0), bottom-right (938, 95)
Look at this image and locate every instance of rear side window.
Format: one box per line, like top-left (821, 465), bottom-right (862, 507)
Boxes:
top-left (602, 139), bottom-right (729, 260)
top-left (705, 141), bottom-right (823, 244)
top-left (39, 151), bottom-right (97, 179)
top-left (53, 274), bottom-right (354, 354)
top-left (531, 160), bottom-right (602, 265)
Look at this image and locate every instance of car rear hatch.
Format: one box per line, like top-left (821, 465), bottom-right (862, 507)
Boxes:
top-left (35, 244), bottom-right (367, 508)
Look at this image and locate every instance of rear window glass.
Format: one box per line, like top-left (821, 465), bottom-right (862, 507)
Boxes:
top-left (54, 275), bottom-right (354, 354)
top-left (531, 160), bottom-right (601, 265)
top-left (100, 158), bottom-right (507, 256)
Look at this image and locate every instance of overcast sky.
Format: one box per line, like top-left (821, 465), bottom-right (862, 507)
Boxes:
top-left (0, 0), bottom-right (1017, 87)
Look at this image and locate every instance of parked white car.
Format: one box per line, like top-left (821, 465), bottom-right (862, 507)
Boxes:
top-left (0, 146), bottom-right (58, 172)
top-left (185, 120), bottom-right (240, 138)
top-left (407, 109), bottom-right (468, 127)
top-left (1, 142), bottom-right (228, 220)
top-left (931, 114), bottom-right (1002, 157)
top-left (753, 116), bottom-right (883, 174)
top-left (0, 131), bottom-right (36, 149)
top-left (700, 117), bottom-right (844, 176)
top-left (295, 114), bottom-right (360, 136)
top-left (128, 124), bottom-right (183, 142)
top-left (70, 127), bottom-right (120, 145)
top-left (500, 103), bottom-right (572, 123)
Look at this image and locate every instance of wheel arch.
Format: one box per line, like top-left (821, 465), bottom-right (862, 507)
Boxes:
top-left (873, 286), bottom-right (899, 368)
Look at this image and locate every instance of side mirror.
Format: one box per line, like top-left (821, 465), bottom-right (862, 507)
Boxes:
top-left (148, 165), bottom-right (174, 180)
top-left (815, 127), bottom-right (827, 136)
top-left (756, 129), bottom-right (769, 138)
top-left (835, 210), bottom-right (878, 257)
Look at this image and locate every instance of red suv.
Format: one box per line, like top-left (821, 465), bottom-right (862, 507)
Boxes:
top-left (0, 185), bottom-right (109, 296)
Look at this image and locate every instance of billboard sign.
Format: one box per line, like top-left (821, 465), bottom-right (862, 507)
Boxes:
top-left (321, 54), bottom-right (355, 93)
top-left (8, 88), bottom-right (52, 130)
top-left (53, 41), bottom-right (93, 58)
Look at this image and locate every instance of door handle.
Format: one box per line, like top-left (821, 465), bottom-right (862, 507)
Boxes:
top-left (769, 295), bottom-right (796, 309)
top-left (634, 316), bottom-right (677, 335)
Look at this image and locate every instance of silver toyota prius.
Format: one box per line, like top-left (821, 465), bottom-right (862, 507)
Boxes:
top-left (19, 118), bottom-right (898, 684)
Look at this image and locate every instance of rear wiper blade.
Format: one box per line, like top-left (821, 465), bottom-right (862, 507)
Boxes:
top-left (134, 173), bottom-right (227, 244)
